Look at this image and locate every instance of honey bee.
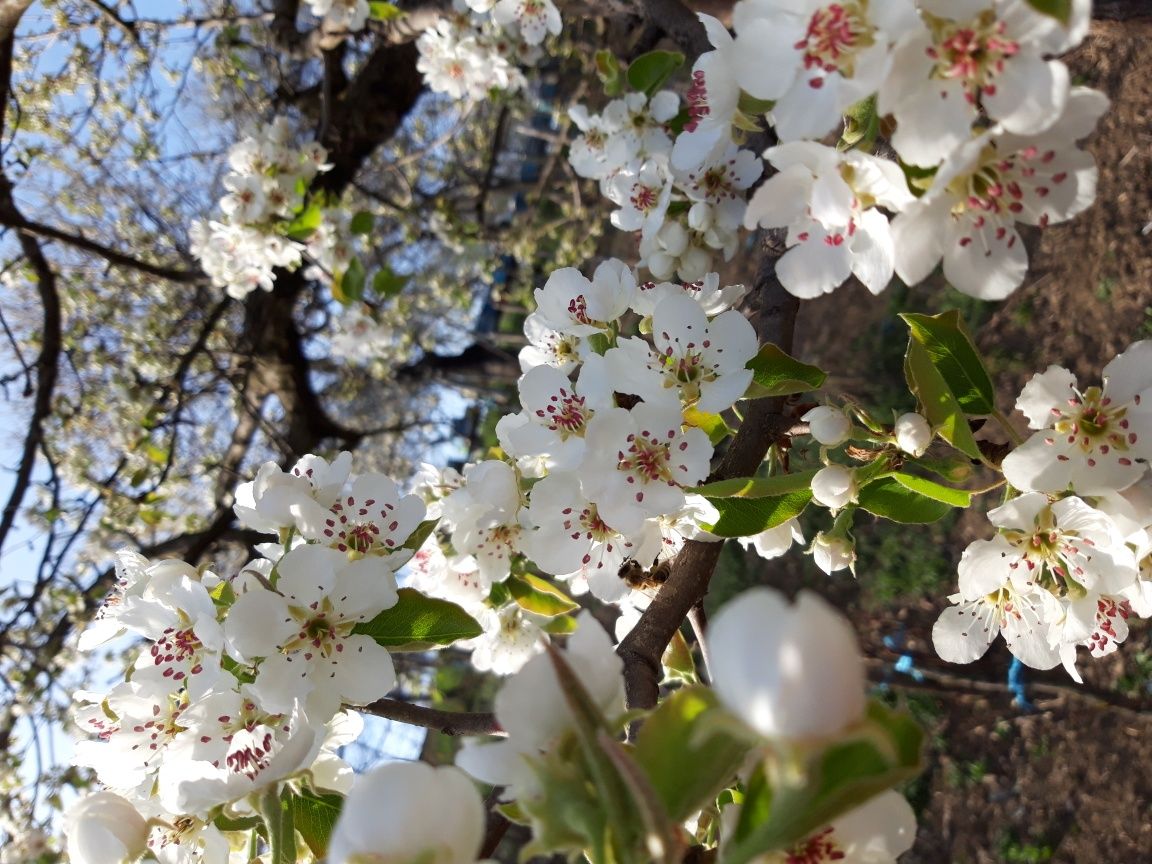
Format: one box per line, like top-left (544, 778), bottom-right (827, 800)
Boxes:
top-left (617, 557), bottom-right (672, 593)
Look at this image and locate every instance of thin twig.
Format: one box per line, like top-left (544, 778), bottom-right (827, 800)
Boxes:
top-left (359, 697), bottom-right (504, 737)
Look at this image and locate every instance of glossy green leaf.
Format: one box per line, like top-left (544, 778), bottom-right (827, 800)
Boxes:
top-left (1023, 0), bottom-right (1072, 23)
top-left (337, 257), bottom-right (366, 304)
top-left (349, 211), bottom-right (374, 235)
top-left (725, 701), bottom-right (923, 864)
top-left (626, 50), bottom-right (685, 96)
top-left (594, 50), bottom-right (623, 97)
top-left (684, 407), bottom-right (732, 446)
top-left (704, 488), bottom-right (813, 537)
top-left (352, 588), bottom-right (482, 650)
top-left (900, 311), bottom-right (995, 415)
top-left (856, 476), bottom-right (953, 524)
top-left (401, 517), bottom-right (438, 551)
top-left (260, 787), bottom-right (297, 864)
top-left (289, 788), bottom-right (343, 859)
top-left (692, 469), bottom-right (817, 500)
top-left (889, 472), bottom-right (972, 508)
top-left (632, 687), bottom-right (749, 822)
top-left (745, 344), bottom-right (827, 398)
top-left (904, 338), bottom-right (982, 460)
top-left (372, 266), bottom-right (408, 299)
top-left (368, 1), bottom-right (404, 20)
top-left (283, 200), bottom-right (323, 240)
top-left (543, 614), bottom-right (579, 635)
top-left (507, 573), bottom-right (579, 617)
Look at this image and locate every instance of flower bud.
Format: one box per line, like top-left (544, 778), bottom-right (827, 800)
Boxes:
top-left (802, 406), bottom-right (851, 447)
top-left (811, 464), bottom-right (857, 511)
top-left (894, 412), bottom-right (932, 457)
top-left (707, 587), bottom-right (867, 741)
top-left (811, 531), bottom-right (856, 575)
top-left (63, 792), bottom-right (148, 864)
top-left (329, 763), bottom-right (484, 864)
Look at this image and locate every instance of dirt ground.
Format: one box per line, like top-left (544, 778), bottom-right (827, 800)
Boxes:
top-left (775, 21), bottom-right (1152, 864)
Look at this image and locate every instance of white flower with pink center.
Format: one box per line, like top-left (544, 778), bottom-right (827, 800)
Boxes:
top-left (933, 581), bottom-right (1057, 671)
top-left (607, 158), bottom-right (674, 237)
top-left (518, 312), bottom-right (584, 373)
top-left (892, 86), bottom-right (1106, 300)
top-left (532, 260), bottom-right (633, 337)
top-left (524, 472), bottom-right (659, 603)
top-left (491, 0), bottom-right (561, 46)
top-left (233, 451), bottom-right (353, 534)
top-left (582, 402), bottom-right (712, 534)
top-left (671, 15), bottom-right (742, 171)
top-left (442, 460), bottom-right (527, 586)
top-left (629, 272), bottom-right (748, 318)
top-left (730, 0), bottom-right (921, 142)
top-left (465, 604), bottom-right (546, 676)
top-left (881, 0), bottom-right (1091, 167)
top-left (292, 472), bottom-right (427, 562)
top-left (606, 293), bottom-right (758, 414)
top-left (745, 141), bottom-right (912, 298)
top-left (499, 358), bottom-right (613, 471)
top-left (601, 91), bottom-right (679, 176)
top-left (1002, 341), bottom-right (1152, 494)
top-left (224, 545), bottom-right (399, 715)
top-left (675, 146), bottom-right (762, 231)
top-left (568, 104), bottom-right (614, 182)
top-left (757, 791), bottom-right (917, 864)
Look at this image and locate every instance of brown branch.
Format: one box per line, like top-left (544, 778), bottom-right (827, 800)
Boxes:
top-left (627, 0), bottom-right (708, 57)
top-left (618, 234), bottom-right (798, 711)
top-left (3, 216), bottom-right (205, 283)
top-left (359, 697), bottom-right (504, 737)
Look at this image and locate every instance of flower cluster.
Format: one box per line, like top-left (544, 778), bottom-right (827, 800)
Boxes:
top-left (404, 260), bottom-right (758, 672)
top-left (670, 1), bottom-right (1104, 299)
top-left (935, 341), bottom-right (1152, 680)
top-left (568, 89), bottom-right (763, 282)
top-left (416, 0), bottom-right (559, 99)
top-left (67, 452), bottom-right (429, 864)
top-left (190, 118), bottom-right (331, 300)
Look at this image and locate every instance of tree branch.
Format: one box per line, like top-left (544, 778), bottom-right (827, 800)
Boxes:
top-left (360, 697), bottom-right (504, 737)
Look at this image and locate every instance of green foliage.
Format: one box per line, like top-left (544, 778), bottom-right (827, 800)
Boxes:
top-left (704, 488), bottom-right (814, 537)
top-left (594, 50), bottom-right (623, 96)
top-left (349, 211), bottom-right (374, 235)
top-left (288, 787), bottom-right (344, 859)
top-left (855, 472), bottom-right (970, 524)
top-left (904, 338), bottom-right (983, 460)
top-left (336, 257), bottom-right (366, 304)
top-left (507, 573), bottom-right (579, 616)
top-left (372, 265), bottom-right (409, 299)
top-left (352, 588), bottom-right (483, 650)
top-left (368, 1), bottom-right (405, 21)
top-left (625, 50), bottom-right (685, 97)
top-left (683, 407), bottom-right (733, 446)
top-left (724, 702), bottom-right (923, 864)
top-left (900, 311), bottom-right (995, 415)
top-left (745, 344), bottom-right (828, 398)
top-left (631, 687), bottom-right (749, 822)
top-left (1022, 0), bottom-right (1072, 24)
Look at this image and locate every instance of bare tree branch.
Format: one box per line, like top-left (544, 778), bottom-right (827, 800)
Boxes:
top-left (360, 697), bottom-right (504, 737)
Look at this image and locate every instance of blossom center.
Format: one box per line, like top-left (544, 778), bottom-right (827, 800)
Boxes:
top-left (685, 70), bottom-right (711, 132)
top-left (786, 827), bottom-right (846, 863)
top-left (535, 387), bottom-right (589, 436)
top-left (1050, 385), bottom-right (1135, 457)
top-left (798, 3), bottom-right (873, 86)
top-left (617, 429), bottom-right (676, 493)
top-left (925, 11), bottom-right (1020, 101)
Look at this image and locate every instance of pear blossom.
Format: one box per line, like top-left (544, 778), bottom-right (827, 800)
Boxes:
top-left (730, 0), bottom-right (921, 142)
top-left (894, 412), bottom-right (932, 457)
top-left (736, 517), bottom-right (805, 561)
top-left (329, 763), bottom-right (485, 864)
top-left (601, 91), bottom-right (679, 175)
top-left (532, 260), bottom-right (633, 336)
top-left (465, 604), bottom-right (547, 675)
top-left (224, 545), bottom-right (400, 714)
top-left (456, 612), bottom-right (625, 796)
top-left (745, 142), bottom-right (912, 298)
top-left (804, 405), bottom-right (852, 447)
top-left (233, 451), bottom-right (353, 534)
top-left (607, 157), bottom-right (674, 236)
top-left (812, 531), bottom-right (856, 575)
top-left (880, 0), bottom-right (1092, 167)
top-left (671, 15), bottom-right (741, 171)
top-left (1001, 340), bottom-right (1152, 494)
top-left (491, 0), bottom-right (561, 46)
top-left (582, 402), bottom-right (713, 534)
top-left (757, 791), bottom-right (917, 864)
top-left (441, 460), bottom-right (527, 585)
top-left (674, 146), bottom-right (762, 231)
top-left (518, 312), bottom-right (584, 373)
top-left (708, 587), bottom-right (867, 741)
top-left (63, 793), bottom-right (149, 864)
top-left (892, 87), bottom-right (1107, 299)
top-left (629, 273), bottom-right (748, 318)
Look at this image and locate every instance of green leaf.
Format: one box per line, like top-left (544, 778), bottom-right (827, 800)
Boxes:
top-left (289, 788), bottom-right (343, 859)
top-left (692, 470), bottom-right (817, 500)
top-left (632, 687), bottom-right (750, 822)
top-left (684, 407), bottom-right (732, 446)
top-left (737, 92), bottom-right (775, 116)
top-left (725, 701), bottom-right (923, 864)
top-left (507, 573), bottom-right (579, 617)
top-left (401, 517), bottom-right (438, 551)
top-left (904, 339), bottom-right (982, 461)
top-left (900, 311), bottom-right (995, 415)
top-left (594, 50), bottom-right (623, 97)
top-left (352, 588), bottom-right (482, 650)
top-left (626, 50), bottom-right (685, 96)
top-left (840, 94), bottom-right (879, 151)
top-left (260, 787), bottom-right (297, 864)
top-left (368, 0), bottom-right (404, 20)
top-left (889, 472), bottom-right (972, 508)
top-left (1023, 0), bottom-right (1072, 24)
top-left (283, 200), bottom-right (323, 240)
top-left (487, 580), bottom-right (512, 608)
top-left (543, 614), bottom-right (579, 635)
top-left (349, 211), bottom-right (374, 235)
top-left (662, 629), bottom-right (696, 682)
top-left (336, 257), bottom-right (366, 304)
top-left (745, 344), bottom-right (827, 398)
top-left (371, 267), bottom-right (408, 299)
top-left (856, 476), bottom-right (952, 524)
top-left (704, 489), bottom-right (813, 537)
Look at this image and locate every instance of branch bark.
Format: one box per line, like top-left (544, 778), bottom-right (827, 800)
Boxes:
top-left (360, 697), bottom-right (504, 736)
